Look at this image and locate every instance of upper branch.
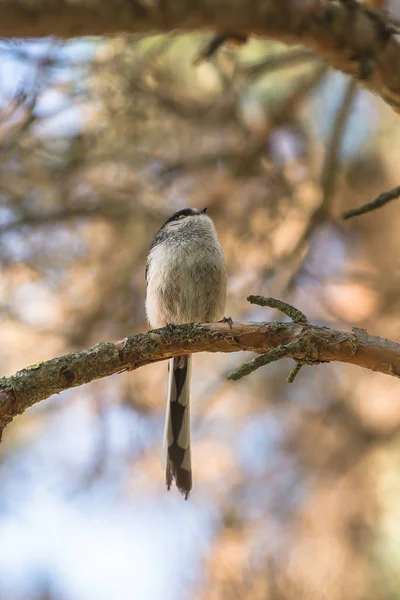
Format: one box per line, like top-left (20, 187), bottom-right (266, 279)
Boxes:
top-left (2, 1), bottom-right (400, 115)
top-left (1, 319), bottom-right (399, 436)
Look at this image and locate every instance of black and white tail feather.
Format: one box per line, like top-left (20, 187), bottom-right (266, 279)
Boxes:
top-left (145, 207), bottom-right (227, 498)
top-left (163, 355), bottom-right (192, 498)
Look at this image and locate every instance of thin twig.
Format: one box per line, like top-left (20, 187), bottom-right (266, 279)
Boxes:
top-left (287, 362), bottom-right (303, 383)
top-left (247, 296), bottom-right (308, 324)
top-left (342, 185), bottom-right (400, 219)
top-left (228, 342), bottom-right (299, 381)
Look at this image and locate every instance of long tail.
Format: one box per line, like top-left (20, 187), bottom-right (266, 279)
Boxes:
top-left (163, 355), bottom-right (192, 499)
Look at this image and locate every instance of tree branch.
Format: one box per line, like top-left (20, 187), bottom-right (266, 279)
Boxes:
top-left (342, 184), bottom-right (400, 218)
top-left (2, 1), bottom-right (400, 116)
top-left (1, 318), bottom-right (399, 438)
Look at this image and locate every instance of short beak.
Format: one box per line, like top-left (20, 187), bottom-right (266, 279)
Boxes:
top-left (200, 207), bottom-right (207, 214)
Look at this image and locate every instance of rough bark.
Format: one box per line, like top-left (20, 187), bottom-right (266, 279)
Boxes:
top-left (2, 1), bottom-right (400, 114)
top-left (1, 320), bottom-right (399, 437)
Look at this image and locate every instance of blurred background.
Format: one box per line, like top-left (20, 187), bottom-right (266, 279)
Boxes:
top-left (0, 26), bottom-right (400, 600)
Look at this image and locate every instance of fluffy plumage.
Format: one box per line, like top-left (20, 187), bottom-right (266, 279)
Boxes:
top-left (146, 207), bottom-right (227, 497)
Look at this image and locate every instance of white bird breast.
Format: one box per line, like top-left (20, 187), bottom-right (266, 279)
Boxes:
top-left (146, 216), bottom-right (227, 328)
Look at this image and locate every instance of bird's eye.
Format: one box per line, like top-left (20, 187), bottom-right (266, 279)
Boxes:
top-left (177, 215), bottom-right (186, 220)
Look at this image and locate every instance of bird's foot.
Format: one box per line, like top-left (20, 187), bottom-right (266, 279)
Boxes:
top-left (218, 316), bottom-right (233, 328)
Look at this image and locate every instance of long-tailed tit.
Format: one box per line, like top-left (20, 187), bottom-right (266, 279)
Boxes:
top-left (146, 207), bottom-right (227, 498)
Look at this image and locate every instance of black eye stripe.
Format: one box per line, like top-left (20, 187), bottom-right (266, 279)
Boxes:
top-left (162, 208), bottom-right (204, 227)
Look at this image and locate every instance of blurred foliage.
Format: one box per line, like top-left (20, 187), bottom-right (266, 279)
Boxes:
top-left (0, 31), bottom-right (400, 600)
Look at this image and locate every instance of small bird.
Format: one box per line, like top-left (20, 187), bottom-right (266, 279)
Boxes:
top-left (145, 207), bottom-right (227, 498)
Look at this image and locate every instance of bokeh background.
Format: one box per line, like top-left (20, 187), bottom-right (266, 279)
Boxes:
top-left (0, 28), bottom-right (400, 600)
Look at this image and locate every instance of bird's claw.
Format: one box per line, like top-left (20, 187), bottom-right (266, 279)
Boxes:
top-left (218, 316), bottom-right (233, 329)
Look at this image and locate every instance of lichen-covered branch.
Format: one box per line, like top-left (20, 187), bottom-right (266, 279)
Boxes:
top-left (1, 319), bottom-right (399, 438)
top-left (2, 1), bottom-right (400, 116)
